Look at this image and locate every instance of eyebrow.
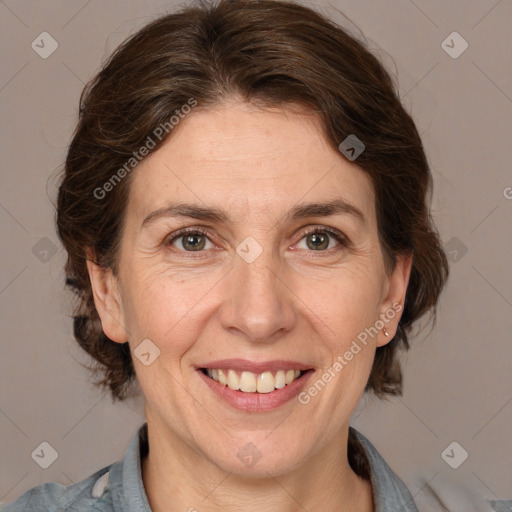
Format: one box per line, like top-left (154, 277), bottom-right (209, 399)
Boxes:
top-left (141, 198), bottom-right (367, 229)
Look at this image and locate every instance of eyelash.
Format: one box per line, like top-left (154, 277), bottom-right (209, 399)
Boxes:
top-left (164, 226), bottom-right (349, 257)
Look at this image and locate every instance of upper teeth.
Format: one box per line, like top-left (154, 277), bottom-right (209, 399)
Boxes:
top-left (205, 369), bottom-right (302, 393)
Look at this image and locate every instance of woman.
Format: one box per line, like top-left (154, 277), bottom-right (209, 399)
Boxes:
top-left (2, 0), bottom-right (450, 510)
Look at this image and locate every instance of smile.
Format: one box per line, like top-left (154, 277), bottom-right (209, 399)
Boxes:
top-left (196, 360), bottom-right (315, 412)
top-left (202, 368), bottom-right (305, 393)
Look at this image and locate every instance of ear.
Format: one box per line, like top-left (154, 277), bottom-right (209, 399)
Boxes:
top-left (85, 248), bottom-right (129, 344)
top-left (377, 252), bottom-right (413, 347)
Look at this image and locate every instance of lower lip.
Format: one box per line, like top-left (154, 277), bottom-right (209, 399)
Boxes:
top-left (197, 369), bottom-right (315, 412)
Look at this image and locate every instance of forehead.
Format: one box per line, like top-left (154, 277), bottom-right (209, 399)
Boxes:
top-left (126, 101), bottom-right (375, 227)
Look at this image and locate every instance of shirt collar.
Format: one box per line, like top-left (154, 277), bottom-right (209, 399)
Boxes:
top-left (349, 426), bottom-right (418, 511)
top-left (110, 423), bottom-right (151, 512)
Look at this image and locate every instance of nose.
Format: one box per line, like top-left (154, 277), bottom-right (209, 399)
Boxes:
top-left (218, 249), bottom-right (297, 344)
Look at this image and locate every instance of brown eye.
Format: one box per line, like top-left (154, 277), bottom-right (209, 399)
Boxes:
top-left (180, 233), bottom-right (207, 251)
top-left (296, 227), bottom-right (348, 252)
top-left (306, 232), bottom-right (330, 250)
top-left (165, 228), bottom-right (214, 252)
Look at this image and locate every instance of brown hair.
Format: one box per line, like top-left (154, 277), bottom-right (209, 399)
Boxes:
top-left (57, 0), bottom-right (449, 401)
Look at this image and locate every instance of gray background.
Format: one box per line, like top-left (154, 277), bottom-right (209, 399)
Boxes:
top-left (1, 0), bottom-right (511, 510)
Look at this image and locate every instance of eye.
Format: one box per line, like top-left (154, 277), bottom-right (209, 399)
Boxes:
top-left (164, 226), bottom-right (348, 255)
top-left (295, 226), bottom-right (348, 252)
top-left (165, 227), bottom-right (215, 253)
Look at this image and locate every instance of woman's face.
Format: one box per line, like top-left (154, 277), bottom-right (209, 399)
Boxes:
top-left (89, 99), bottom-right (411, 477)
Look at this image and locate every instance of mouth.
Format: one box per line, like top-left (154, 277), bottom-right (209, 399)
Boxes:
top-left (200, 367), bottom-right (309, 393)
top-left (195, 360), bottom-right (315, 412)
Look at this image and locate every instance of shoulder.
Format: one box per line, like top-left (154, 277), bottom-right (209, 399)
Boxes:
top-left (349, 428), bottom-right (512, 512)
top-left (1, 424), bottom-right (150, 512)
top-left (0, 465), bottom-right (117, 512)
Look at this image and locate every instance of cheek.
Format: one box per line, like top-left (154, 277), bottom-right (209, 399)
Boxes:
top-left (121, 261), bottom-right (189, 323)
top-left (307, 276), bottom-right (380, 409)
top-left (308, 266), bottom-right (383, 381)
top-left (119, 267), bottom-right (217, 356)
top-left (311, 264), bottom-right (383, 331)
top-left (121, 277), bottom-right (202, 398)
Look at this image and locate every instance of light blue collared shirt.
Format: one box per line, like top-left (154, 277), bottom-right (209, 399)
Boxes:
top-left (2, 424), bottom-right (509, 511)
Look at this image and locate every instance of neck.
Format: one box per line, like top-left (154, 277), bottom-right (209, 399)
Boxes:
top-left (141, 418), bottom-right (374, 512)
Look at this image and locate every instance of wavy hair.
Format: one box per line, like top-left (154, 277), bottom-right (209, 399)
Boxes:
top-left (56, 0), bottom-right (449, 401)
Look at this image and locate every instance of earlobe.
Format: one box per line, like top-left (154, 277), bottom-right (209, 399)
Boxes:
top-left (377, 252), bottom-right (413, 347)
top-left (85, 248), bottom-right (128, 343)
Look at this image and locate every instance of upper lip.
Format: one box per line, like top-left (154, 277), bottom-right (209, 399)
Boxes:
top-left (197, 359), bottom-right (314, 373)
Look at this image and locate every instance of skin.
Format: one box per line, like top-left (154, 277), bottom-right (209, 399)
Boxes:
top-left (87, 98), bottom-right (412, 512)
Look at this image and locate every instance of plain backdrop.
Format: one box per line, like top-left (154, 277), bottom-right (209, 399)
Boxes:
top-left (1, 1), bottom-right (511, 510)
